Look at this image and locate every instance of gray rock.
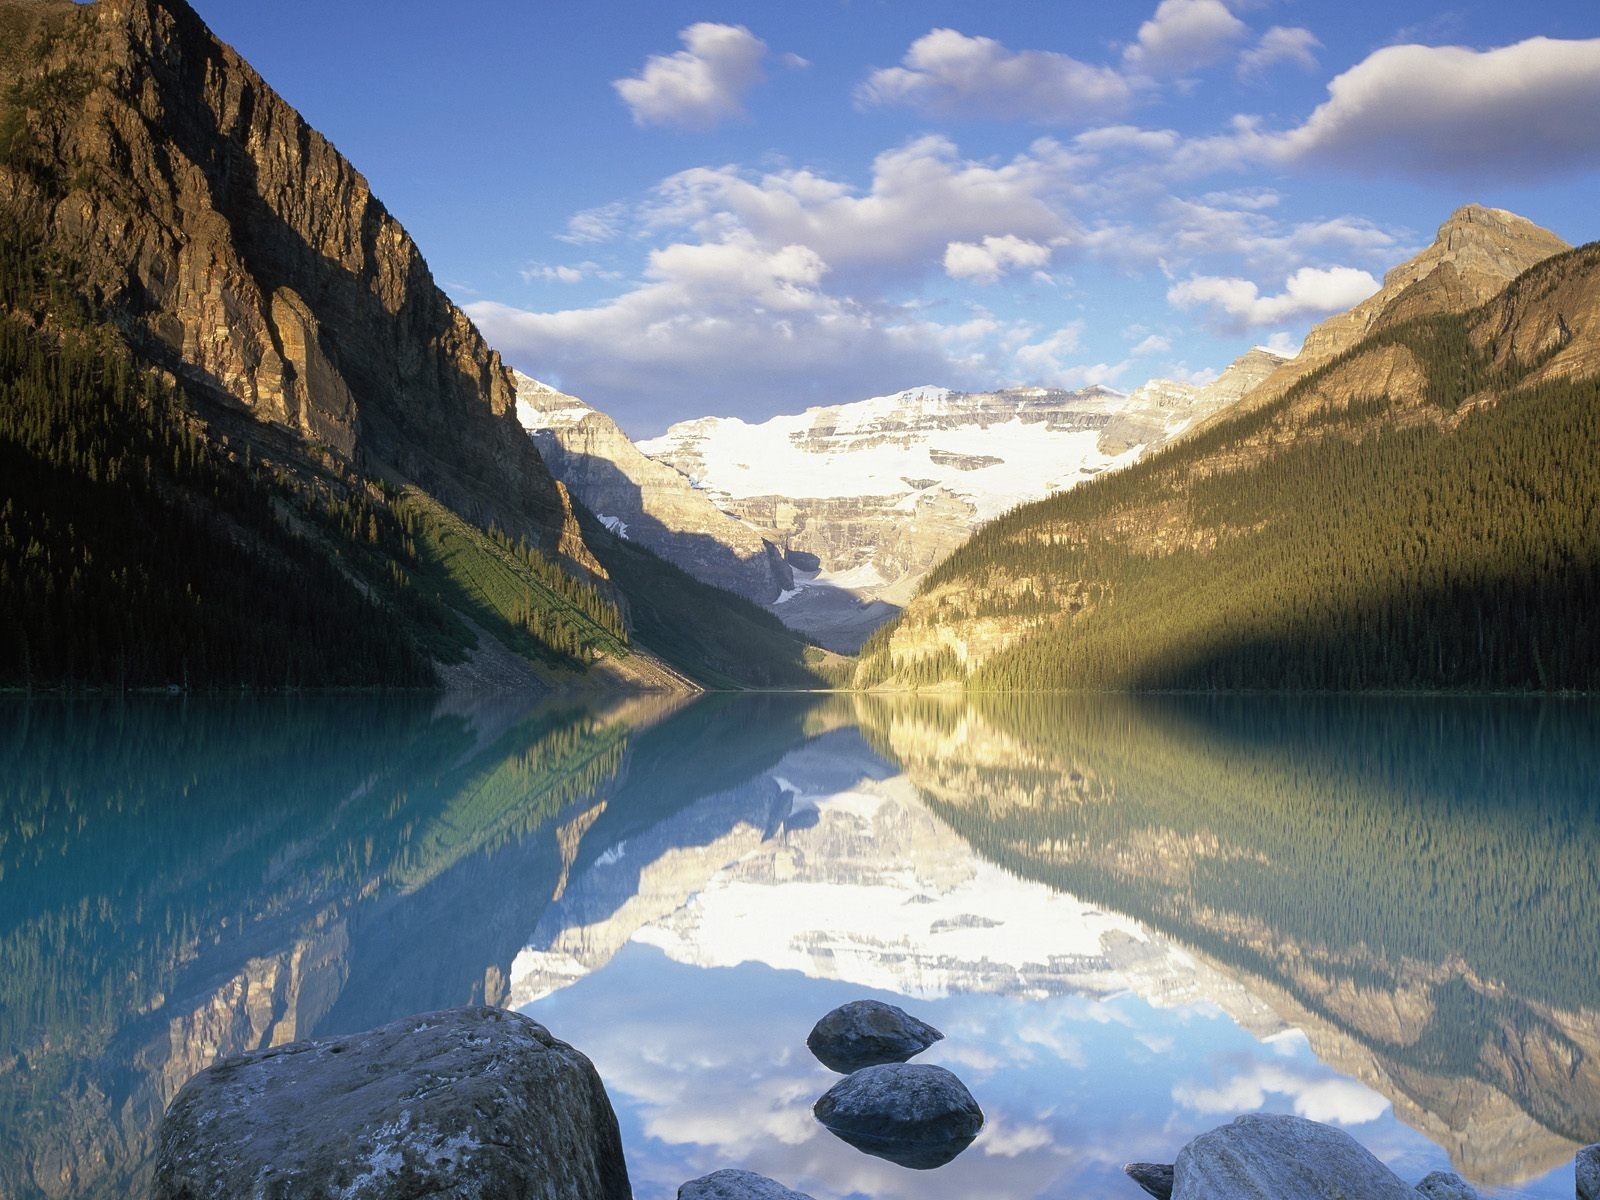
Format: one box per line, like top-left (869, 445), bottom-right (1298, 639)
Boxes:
top-left (678, 1169), bottom-right (815, 1200)
top-left (806, 999), bottom-right (944, 1073)
top-left (152, 1005), bottom-right (630, 1200)
top-left (1172, 1113), bottom-right (1418, 1200)
top-left (1416, 1169), bottom-right (1478, 1199)
top-left (813, 1062), bottom-right (982, 1170)
top-left (1579, 1144), bottom-right (1600, 1200)
top-left (1124, 1161), bottom-right (1175, 1198)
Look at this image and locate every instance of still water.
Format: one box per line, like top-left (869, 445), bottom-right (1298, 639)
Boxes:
top-left (1, 693), bottom-right (1596, 1198)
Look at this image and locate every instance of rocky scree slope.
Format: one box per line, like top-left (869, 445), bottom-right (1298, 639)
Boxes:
top-left (854, 207), bottom-right (1597, 692)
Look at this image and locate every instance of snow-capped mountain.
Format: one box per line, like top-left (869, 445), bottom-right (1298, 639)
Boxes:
top-left (514, 373), bottom-right (794, 604)
top-left (637, 350), bottom-right (1285, 649)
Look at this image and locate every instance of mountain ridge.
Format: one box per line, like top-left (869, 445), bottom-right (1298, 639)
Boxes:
top-left (0, 0), bottom-right (821, 692)
top-left (853, 207), bottom-right (1600, 692)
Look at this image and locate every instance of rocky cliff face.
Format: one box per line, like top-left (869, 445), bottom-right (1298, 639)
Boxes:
top-left (1, 0), bottom-right (586, 562)
top-left (636, 378), bottom-right (1252, 650)
top-left (515, 373), bottom-right (793, 604)
top-left (1210, 205), bottom-right (1570, 429)
top-left (1100, 347), bottom-right (1287, 455)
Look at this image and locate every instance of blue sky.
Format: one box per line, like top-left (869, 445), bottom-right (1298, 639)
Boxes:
top-left (193, 1), bottom-right (1600, 435)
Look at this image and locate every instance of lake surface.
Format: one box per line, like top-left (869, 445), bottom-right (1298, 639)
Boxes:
top-left (1, 692), bottom-right (1597, 1199)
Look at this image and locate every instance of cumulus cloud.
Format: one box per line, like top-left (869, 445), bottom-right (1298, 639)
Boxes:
top-left (1274, 36), bottom-right (1600, 179)
top-left (614, 23), bottom-right (770, 130)
top-left (468, 233), bottom-right (973, 433)
top-left (944, 235), bottom-right (1055, 284)
top-left (1238, 27), bottom-right (1321, 79)
top-left (858, 28), bottom-right (1132, 123)
top-left (1167, 265), bottom-right (1378, 331)
top-left (1124, 0), bottom-right (1248, 77)
top-left (642, 135), bottom-right (1079, 283)
top-left (1130, 333), bottom-right (1172, 355)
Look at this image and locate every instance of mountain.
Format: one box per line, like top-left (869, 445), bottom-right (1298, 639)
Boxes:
top-left (854, 205), bottom-right (1597, 692)
top-left (633, 357), bottom-right (1281, 651)
top-left (0, 0), bottom-right (815, 692)
top-left (515, 373), bottom-right (794, 604)
top-left (1194, 205), bottom-right (1571, 434)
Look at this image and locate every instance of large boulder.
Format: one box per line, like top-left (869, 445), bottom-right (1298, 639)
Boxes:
top-left (152, 1006), bottom-right (631, 1200)
top-left (813, 1063), bottom-right (982, 1169)
top-left (1415, 1170), bottom-right (1477, 1199)
top-left (806, 1000), bottom-right (943, 1073)
top-left (1579, 1144), bottom-right (1600, 1200)
top-left (1172, 1113), bottom-right (1418, 1200)
top-left (1124, 1161), bottom-right (1175, 1198)
top-left (678, 1169), bottom-right (814, 1199)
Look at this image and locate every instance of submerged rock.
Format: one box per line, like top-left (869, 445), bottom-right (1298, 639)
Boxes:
top-left (1578, 1144), bottom-right (1600, 1200)
top-left (1124, 1161), bottom-right (1175, 1198)
top-left (813, 1062), bottom-right (982, 1169)
top-left (1172, 1113), bottom-right (1418, 1200)
top-left (1416, 1170), bottom-right (1478, 1199)
top-left (806, 999), bottom-right (944, 1073)
top-left (152, 1005), bottom-right (630, 1200)
top-left (678, 1169), bottom-right (815, 1199)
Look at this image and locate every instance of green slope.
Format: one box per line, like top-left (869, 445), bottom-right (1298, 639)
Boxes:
top-left (574, 504), bottom-right (834, 690)
top-left (858, 246), bottom-right (1600, 693)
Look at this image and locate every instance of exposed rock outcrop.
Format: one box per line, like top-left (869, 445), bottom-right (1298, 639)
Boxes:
top-left (1171, 1113), bottom-right (1419, 1200)
top-left (1578, 1143), bottom-right (1600, 1200)
top-left (1123, 1161), bottom-right (1175, 1198)
top-left (805, 999), bottom-right (943, 1073)
top-left (1415, 1170), bottom-right (1478, 1199)
top-left (2, 0), bottom-right (588, 565)
top-left (677, 1169), bottom-right (814, 1200)
top-left (1209, 204), bottom-right (1570, 430)
top-left (516, 373), bottom-right (793, 603)
top-left (152, 1006), bottom-right (630, 1200)
top-left (812, 1062), bottom-right (983, 1169)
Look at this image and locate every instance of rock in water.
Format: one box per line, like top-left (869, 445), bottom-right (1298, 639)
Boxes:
top-left (1578, 1144), bottom-right (1600, 1200)
top-left (1172, 1113), bottom-right (1418, 1200)
top-left (1124, 1161), bottom-right (1175, 1198)
top-left (678, 1169), bottom-right (815, 1199)
top-left (152, 1006), bottom-right (630, 1200)
top-left (806, 999), bottom-right (944, 1073)
top-left (813, 1063), bottom-right (982, 1169)
top-left (1415, 1170), bottom-right (1477, 1198)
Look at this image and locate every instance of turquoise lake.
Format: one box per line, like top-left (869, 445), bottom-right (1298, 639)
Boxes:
top-left (1, 693), bottom-right (1596, 1198)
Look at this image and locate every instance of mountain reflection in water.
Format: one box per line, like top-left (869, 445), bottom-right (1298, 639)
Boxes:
top-left (0, 693), bottom-right (1595, 1199)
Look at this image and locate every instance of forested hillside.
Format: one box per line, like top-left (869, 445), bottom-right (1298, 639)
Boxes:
top-left (0, 0), bottom-right (822, 692)
top-left (856, 242), bottom-right (1600, 692)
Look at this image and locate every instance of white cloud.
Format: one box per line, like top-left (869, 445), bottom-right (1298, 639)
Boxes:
top-left (558, 202), bottom-right (628, 245)
top-left (1238, 27), bottom-right (1321, 79)
top-left (642, 135), bottom-right (1080, 283)
top-left (1262, 330), bottom-right (1302, 357)
top-left (1275, 37), bottom-right (1600, 179)
top-left (469, 231), bottom-right (979, 432)
top-left (1013, 324), bottom-right (1130, 389)
top-left (858, 28), bottom-right (1132, 124)
top-left (1124, 0), bottom-right (1248, 77)
top-left (1167, 265), bottom-right (1378, 331)
top-left (944, 235), bottom-right (1055, 285)
top-left (1130, 333), bottom-right (1172, 355)
top-left (614, 23), bottom-right (770, 130)
top-left (520, 261), bottom-right (622, 285)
